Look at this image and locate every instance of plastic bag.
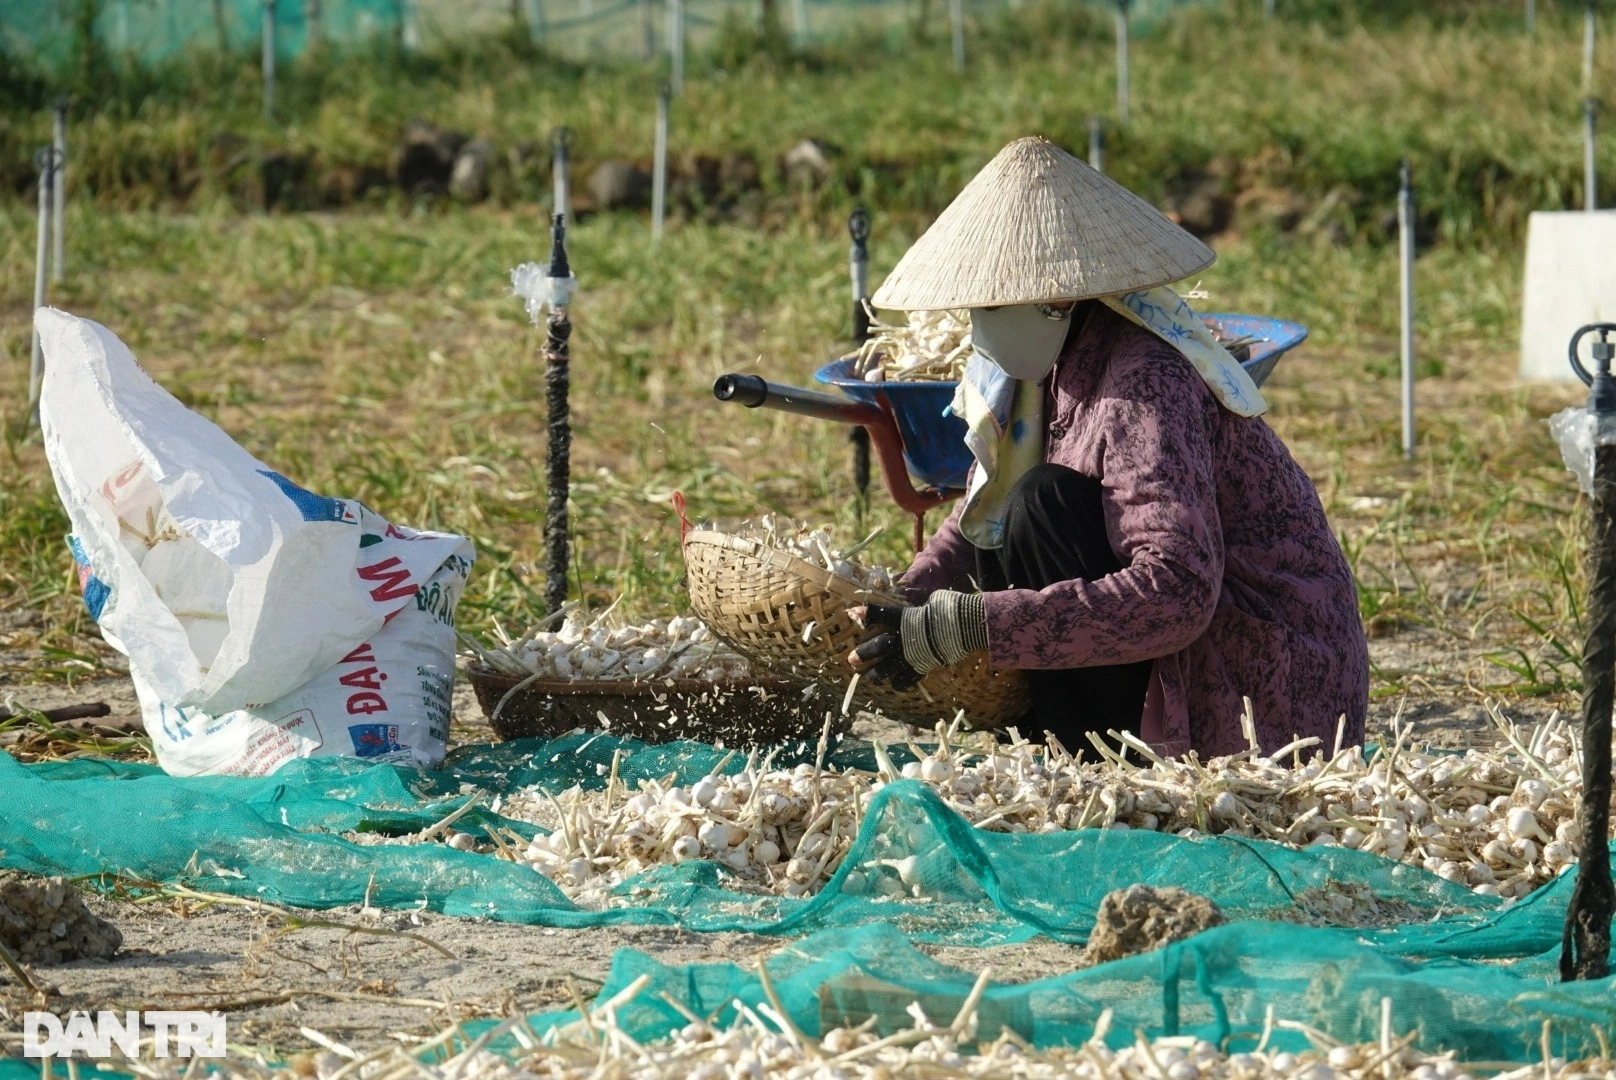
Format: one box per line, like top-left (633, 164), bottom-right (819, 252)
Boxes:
top-left (1548, 404), bottom-right (1616, 494)
top-left (37, 309), bottom-right (474, 775)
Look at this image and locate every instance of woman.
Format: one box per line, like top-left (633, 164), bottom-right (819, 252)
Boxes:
top-left (849, 137), bottom-right (1368, 758)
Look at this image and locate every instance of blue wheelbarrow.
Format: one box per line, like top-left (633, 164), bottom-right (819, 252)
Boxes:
top-left (715, 312), bottom-right (1307, 550)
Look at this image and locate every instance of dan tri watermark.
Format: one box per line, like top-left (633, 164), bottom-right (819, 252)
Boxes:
top-left (23, 1011), bottom-right (226, 1058)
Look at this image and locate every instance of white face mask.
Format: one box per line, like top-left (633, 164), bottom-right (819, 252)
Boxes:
top-left (968, 303), bottom-right (1074, 381)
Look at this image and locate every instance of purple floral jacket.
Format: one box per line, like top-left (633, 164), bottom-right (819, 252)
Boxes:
top-left (903, 305), bottom-right (1369, 758)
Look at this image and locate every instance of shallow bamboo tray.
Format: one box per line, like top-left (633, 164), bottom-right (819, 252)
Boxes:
top-left (466, 664), bottom-right (830, 746)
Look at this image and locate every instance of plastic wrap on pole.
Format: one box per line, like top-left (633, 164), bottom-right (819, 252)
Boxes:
top-left (511, 263), bottom-right (579, 324)
top-left (1550, 407), bottom-right (1616, 494)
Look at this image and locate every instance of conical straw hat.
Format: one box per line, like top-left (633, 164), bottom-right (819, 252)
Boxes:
top-left (871, 136), bottom-right (1215, 311)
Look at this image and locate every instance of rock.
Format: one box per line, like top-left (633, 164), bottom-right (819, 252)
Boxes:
top-left (318, 162), bottom-right (388, 207)
top-left (391, 119), bottom-right (469, 195)
top-left (259, 150), bottom-right (311, 210)
top-left (449, 138), bottom-right (496, 203)
top-left (1082, 884), bottom-right (1224, 965)
top-left (589, 160), bottom-right (652, 210)
top-left (782, 137), bottom-right (839, 188)
top-left (0, 872), bottom-right (121, 966)
top-left (677, 153), bottom-right (724, 208)
top-left (720, 151), bottom-right (761, 195)
top-left (1162, 171), bottom-right (1231, 238)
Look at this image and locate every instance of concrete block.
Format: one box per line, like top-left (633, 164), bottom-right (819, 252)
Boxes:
top-left (1520, 210), bottom-right (1616, 382)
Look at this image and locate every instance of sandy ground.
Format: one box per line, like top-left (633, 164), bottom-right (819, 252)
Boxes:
top-left (0, 894), bottom-right (1087, 1059)
top-left (0, 631), bottom-right (1553, 1061)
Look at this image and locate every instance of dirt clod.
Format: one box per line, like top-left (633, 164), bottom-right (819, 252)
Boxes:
top-left (1084, 885), bottom-right (1226, 964)
top-left (0, 873), bottom-right (122, 966)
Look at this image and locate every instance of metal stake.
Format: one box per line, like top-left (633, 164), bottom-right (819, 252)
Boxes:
top-left (950, 0), bottom-right (965, 73)
top-left (262, 0), bottom-right (276, 122)
top-left (28, 148), bottom-right (59, 415)
top-left (1088, 115), bottom-right (1105, 173)
top-left (668, 0), bottom-right (685, 95)
top-left (543, 214), bottom-right (575, 617)
top-left (848, 208), bottom-right (873, 523)
top-left (51, 99), bottom-right (66, 283)
top-left (402, 0), bottom-right (421, 50)
top-left (652, 86), bottom-right (669, 239)
top-left (1263, 0), bottom-right (1273, 18)
top-left (1398, 160), bottom-right (1416, 461)
top-left (524, 0), bottom-right (545, 42)
top-left (1587, 0), bottom-right (1598, 99)
top-left (1563, 323), bottom-right (1616, 982)
top-left (1114, 1), bottom-right (1130, 127)
top-left (793, 0), bottom-right (809, 44)
top-left (1587, 99), bottom-right (1599, 212)
top-left (552, 127), bottom-right (571, 232)
top-left (1527, 0), bottom-right (1536, 34)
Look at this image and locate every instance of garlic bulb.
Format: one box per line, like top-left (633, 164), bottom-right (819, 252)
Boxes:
top-left (466, 605), bottom-right (751, 683)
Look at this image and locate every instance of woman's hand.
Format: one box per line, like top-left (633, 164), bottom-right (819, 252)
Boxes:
top-left (846, 605), bottom-right (923, 690)
top-left (847, 590), bottom-right (990, 689)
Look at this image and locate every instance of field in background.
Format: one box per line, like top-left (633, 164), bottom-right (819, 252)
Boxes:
top-left (0, 0), bottom-right (1606, 724)
top-left (0, 202), bottom-right (1590, 719)
top-left (1, 4), bottom-right (1611, 245)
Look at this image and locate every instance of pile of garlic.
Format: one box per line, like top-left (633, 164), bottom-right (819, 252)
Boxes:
top-left (851, 306), bottom-right (972, 382)
top-left (466, 606), bottom-right (752, 683)
top-left (164, 986), bottom-right (1578, 1080)
top-left (743, 515), bottom-right (897, 593)
top-left (464, 706), bottom-right (1594, 907)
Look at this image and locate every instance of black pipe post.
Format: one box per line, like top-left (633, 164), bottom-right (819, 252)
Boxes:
top-left (848, 207), bottom-right (873, 525)
top-left (543, 213), bottom-right (574, 616)
top-left (1563, 323), bottom-right (1616, 982)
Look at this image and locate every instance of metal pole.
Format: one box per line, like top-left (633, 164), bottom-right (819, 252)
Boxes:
top-left (1526, 0), bottom-right (1535, 34)
top-left (1263, 0), bottom-right (1273, 18)
top-left (524, 0), bottom-right (545, 42)
top-left (1589, 99), bottom-right (1600, 212)
top-left (652, 86), bottom-right (669, 239)
top-left (1115, 1), bottom-right (1130, 127)
top-left (28, 148), bottom-right (57, 416)
top-left (1088, 115), bottom-right (1105, 173)
top-left (262, 0), bottom-right (276, 122)
top-left (402, 0), bottom-right (421, 50)
top-left (950, 0), bottom-right (965, 72)
top-left (848, 208), bottom-right (872, 522)
top-left (1563, 324), bottom-right (1616, 982)
top-left (543, 214), bottom-right (574, 617)
top-left (552, 127), bottom-right (570, 232)
top-left (1398, 160), bottom-right (1416, 461)
top-left (1586, 0), bottom-right (1598, 99)
top-left (668, 0), bottom-right (684, 95)
top-left (51, 100), bottom-right (66, 283)
top-left (793, 0), bottom-right (809, 43)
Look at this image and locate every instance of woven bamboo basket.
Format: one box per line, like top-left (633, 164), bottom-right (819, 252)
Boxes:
top-left (467, 664), bottom-right (823, 746)
top-left (682, 529), bottom-right (1029, 728)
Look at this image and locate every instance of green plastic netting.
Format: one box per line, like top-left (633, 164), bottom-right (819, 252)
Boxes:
top-left (1, 734), bottom-right (1613, 1065)
top-left (1, 0), bottom-right (1216, 71)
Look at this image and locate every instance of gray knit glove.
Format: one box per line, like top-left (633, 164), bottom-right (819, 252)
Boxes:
top-left (852, 590), bottom-right (989, 689)
top-left (900, 590), bottom-right (989, 673)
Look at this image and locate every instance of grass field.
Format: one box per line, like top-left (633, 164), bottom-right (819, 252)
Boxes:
top-left (0, 200), bottom-right (1590, 716)
top-left (0, 0), bottom-right (1607, 721)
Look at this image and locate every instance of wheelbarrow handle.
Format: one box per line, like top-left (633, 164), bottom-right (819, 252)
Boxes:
top-left (713, 373), bottom-right (955, 520)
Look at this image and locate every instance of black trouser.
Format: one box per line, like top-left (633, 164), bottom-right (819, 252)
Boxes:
top-left (974, 462), bottom-right (1152, 747)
